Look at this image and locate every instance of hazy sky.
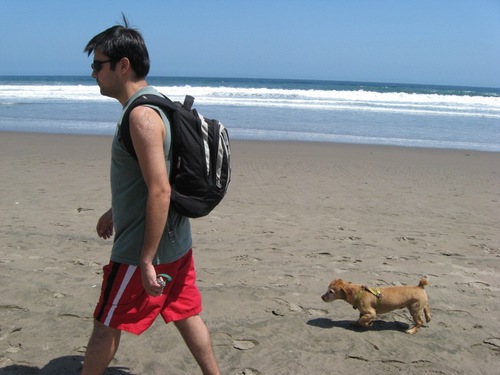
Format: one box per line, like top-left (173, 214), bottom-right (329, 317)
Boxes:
top-left (1, 0), bottom-right (499, 87)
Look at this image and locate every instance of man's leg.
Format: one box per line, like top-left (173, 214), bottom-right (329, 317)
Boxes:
top-left (174, 315), bottom-right (220, 375)
top-left (81, 320), bottom-right (121, 375)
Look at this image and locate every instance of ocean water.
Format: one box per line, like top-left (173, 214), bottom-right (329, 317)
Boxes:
top-left (0, 76), bottom-right (499, 152)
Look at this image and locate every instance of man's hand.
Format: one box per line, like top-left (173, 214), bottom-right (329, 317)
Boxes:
top-left (96, 209), bottom-right (113, 239)
top-left (141, 263), bottom-right (164, 296)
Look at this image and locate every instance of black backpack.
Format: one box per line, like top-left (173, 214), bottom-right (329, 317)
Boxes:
top-left (120, 93), bottom-right (231, 218)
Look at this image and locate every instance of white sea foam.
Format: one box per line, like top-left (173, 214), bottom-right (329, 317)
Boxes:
top-left (0, 85), bottom-right (111, 103)
top-left (1, 80), bottom-right (498, 151)
top-left (1, 84), bottom-right (499, 119)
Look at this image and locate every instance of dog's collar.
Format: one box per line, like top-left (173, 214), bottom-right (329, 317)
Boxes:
top-left (353, 286), bottom-right (382, 310)
top-left (353, 291), bottom-right (363, 309)
top-left (364, 285), bottom-right (382, 299)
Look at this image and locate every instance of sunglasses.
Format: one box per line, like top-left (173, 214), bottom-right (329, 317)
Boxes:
top-left (91, 59), bottom-right (114, 73)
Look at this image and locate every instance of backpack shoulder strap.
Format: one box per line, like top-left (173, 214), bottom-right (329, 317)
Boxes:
top-left (120, 94), bottom-right (178, 160)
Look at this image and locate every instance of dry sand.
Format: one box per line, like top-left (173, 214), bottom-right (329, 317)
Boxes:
top-left (0, 132), bottom-right (499, 374)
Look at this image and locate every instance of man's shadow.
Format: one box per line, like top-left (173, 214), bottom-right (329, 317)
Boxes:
top-left (0, 356), bottom-right (132, 375)
top-left (307, 317), bottom-right (409, 332)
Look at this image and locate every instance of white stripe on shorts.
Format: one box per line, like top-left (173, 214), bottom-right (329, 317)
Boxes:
top-left (103, 264), bottom-right (137, 326)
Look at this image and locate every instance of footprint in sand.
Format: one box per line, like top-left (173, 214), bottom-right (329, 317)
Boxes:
top-left (240, 368), bottom-right (261, 375)
top-left (232, 339), bottom-right (258, 350)
top-left (304, 307), bottom-right (329, 316)
top-left (272, 299), bottom-right (328, 316)
top-left (484, 337), bottom-right (500, 351)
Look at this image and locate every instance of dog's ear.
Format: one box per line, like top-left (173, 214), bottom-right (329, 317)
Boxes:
top-left (333, 280), bottom-right (348, 299)
top-left (341, 282), bottom-right (355, 300)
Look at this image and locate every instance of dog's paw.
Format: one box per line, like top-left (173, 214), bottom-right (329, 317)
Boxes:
top-left (405, 327), bottom-right (419, 334)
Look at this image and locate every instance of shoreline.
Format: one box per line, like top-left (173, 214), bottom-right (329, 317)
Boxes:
top-left (1, 130), bottom-right (499, 155)
top-left (1, 131), bottom-right (499, 374)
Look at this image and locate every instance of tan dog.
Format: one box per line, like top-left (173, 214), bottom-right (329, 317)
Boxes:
top-left (321, 278), bottom-right (431, 334)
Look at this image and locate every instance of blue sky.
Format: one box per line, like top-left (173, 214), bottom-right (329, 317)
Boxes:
top-left (1, 0), bottom-right (499, 88)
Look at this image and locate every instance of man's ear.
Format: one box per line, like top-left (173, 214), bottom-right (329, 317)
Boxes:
top-left (118, 57), bottom-right (132, 75)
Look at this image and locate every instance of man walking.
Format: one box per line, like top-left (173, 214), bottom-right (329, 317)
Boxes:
top-left (81, 17), bottom-right (220, 375)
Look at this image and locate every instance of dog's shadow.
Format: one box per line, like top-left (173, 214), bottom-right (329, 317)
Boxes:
top-left (307, 318), bottom-right (409, 332)
top-left (0, 355), bottom-right (132, 375)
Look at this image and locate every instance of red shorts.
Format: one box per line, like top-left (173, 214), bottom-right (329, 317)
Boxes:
top-left (93, 249), bottom-right (202, 335)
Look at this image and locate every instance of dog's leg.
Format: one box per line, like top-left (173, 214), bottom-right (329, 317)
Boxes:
top-left (424, 303), bottom-right (431, 323)
top-left (357, 311), bottom-right (376, 328)
top-left (406, 306), bottom-right (425, 334)
top-left (406, 325), bottom-right (421, 334)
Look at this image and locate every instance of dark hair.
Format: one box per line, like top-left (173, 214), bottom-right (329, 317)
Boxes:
top-left (84, 14), bottom-right (150, 78)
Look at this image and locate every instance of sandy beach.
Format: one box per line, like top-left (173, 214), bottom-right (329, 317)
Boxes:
top-left (1, 131), bottom-right (499, 374)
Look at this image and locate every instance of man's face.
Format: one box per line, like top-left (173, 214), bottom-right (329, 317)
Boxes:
top-left (91, 50), bottom-right (119, 98)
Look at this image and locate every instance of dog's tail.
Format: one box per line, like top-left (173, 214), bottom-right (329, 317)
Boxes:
top-left (418, 278), bottom-right (429, 288)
